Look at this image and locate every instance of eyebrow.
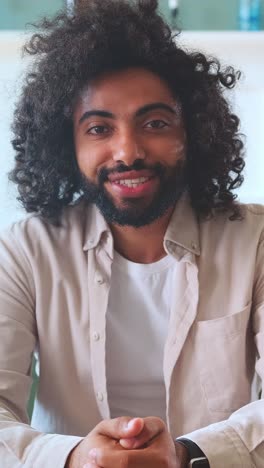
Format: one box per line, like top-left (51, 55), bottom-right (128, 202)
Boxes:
top-left (78, 102), bottom-right (177, 125)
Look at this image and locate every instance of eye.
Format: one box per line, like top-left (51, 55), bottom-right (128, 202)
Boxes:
top-left (145, 120), bottom-right (168, 130)
top-left (86, 125), bottom-right (109, 135)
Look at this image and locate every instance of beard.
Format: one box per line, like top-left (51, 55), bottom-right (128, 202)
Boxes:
top-left (78, 159), bottom-right (187, 228)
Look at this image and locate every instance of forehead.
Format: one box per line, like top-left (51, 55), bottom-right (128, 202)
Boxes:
top-left (74, 67), bottom-right (177, 115)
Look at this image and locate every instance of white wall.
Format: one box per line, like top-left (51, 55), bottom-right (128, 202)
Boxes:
top-left (0, 31), bottom-right (264, 231)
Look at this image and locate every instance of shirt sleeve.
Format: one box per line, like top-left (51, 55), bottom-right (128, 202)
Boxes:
top-left (180, 237), bottom-right (264, 468)
top-left (0, 226), bottom-right (83, 468)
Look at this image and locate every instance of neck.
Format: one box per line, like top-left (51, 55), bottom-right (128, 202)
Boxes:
top-left (110, 207), bottom-right (174, 264)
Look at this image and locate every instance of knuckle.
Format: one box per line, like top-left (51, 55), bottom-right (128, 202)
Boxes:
top-left (115, 416), bottom-right (130, 430)
top-left (154, 417), bottom-right (166, 429)
top-left (96, 416), bottom-right (130, 434)
top-left (146, 416), bottom-right (166, 428)
top-left (144, 416), bottom-right (166, 438)
top-left (95, 418), bottom-right (109, 433)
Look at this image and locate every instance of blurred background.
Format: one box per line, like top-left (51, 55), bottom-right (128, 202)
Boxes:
top-left (0, 0), bottom-right (263, 230)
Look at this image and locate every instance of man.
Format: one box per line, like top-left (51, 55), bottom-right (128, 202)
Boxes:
top-left (0, 0), bottom-right (263, 466)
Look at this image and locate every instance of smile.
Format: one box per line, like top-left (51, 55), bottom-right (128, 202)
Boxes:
top-left (108, 176), bottom-right (158, 198)
top-left (114, 177), bottom-right (151, 187)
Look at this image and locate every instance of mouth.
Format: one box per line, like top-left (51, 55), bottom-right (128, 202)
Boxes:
top-left (106, 171), bottom-right (159, 198)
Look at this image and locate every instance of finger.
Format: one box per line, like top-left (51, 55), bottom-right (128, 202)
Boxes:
top-left (92, 447), bottom-right (158, 468)
top-left (96, 417), bottom-right (144, 440)
top-left (90, 448), bottom-right (130, 467)
top-left (119, 417), bottom-right (165, 449)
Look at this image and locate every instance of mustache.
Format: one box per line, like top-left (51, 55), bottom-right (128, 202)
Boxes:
top-left (98, 160), bottom-right (167, 184)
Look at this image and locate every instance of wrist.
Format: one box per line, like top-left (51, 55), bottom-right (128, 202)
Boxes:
top-left (174, 440), bottom-right (189, 468)
top-left (65, 451), bottom-right (73, 468)
top-left (65, 442), bottom-right (81, 468)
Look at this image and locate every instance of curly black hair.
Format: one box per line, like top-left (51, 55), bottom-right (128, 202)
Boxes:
top-left (9, 0), bottom-right (245, 224)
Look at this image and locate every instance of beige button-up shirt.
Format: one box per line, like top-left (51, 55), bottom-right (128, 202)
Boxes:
top-left (0, 195), bottom-right (263, 467)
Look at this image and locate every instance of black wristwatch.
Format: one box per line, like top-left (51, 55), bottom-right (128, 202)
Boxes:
top-left (176, 437), bottom-right (210, 467)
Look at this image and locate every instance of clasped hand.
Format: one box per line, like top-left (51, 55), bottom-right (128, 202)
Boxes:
top-left (66, 416), bottom-right (188, 468)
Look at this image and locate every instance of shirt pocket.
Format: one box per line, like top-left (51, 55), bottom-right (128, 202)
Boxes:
top-left (191, 302), bottom-right (254, 414)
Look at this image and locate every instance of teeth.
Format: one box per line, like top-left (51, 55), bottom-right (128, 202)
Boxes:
top-left (115, 177), bottom-right (150, 187)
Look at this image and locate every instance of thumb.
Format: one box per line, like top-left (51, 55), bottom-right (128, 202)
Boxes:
top-left (124, 417), bottom-right (145, 436)
top-left (96, 416), bottom-right (144, 439)
top-left (120, 416), bottom-right (165, 449)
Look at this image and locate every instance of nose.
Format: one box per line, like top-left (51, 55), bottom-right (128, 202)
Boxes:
top-left (112, 130), bottom-right (146, 165)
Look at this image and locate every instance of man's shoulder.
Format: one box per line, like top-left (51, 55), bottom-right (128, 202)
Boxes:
top-left (233, 202), bottom-right (264, 229)
top-left (242, 202), bottom-right (264, 243)
top-left (210, 202), bottom-right (264, 224)
top-left (204, 202), bottom-right (264, 243)
top-left (242, 202), bottom-right (264, 217)
top-left (0, 199), bottom-right (89, 252)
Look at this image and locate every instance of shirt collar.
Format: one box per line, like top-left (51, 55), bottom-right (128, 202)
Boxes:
top-left (164, 191), bottom-right (201, 258)
top-left (82, 202), bottom-right (111, 252)
top-left (82, 192), bottom-right (200, 257)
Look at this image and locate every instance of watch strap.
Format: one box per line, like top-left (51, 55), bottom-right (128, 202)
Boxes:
top-left (176, 438), bottom-right (210, 467)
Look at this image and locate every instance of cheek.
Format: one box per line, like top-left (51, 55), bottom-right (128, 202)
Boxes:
top-left (75, 141), bottom-right (108, 180)
top-left (167, 140), bottom-right (186, 163)
top-left (75, 148), bottom-right (93, 178)
top-left (166, 129), bottom-right (187, 164)
top-left (145, 123), bottom-right (186, 162)
top-left (149, 137), bottom-right (186, 167)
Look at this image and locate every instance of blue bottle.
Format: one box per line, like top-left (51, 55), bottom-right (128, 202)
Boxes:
top-left (239, 0), bottom-right (261, 31)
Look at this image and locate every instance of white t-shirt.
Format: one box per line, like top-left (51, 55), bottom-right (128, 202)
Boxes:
top-left (106, 250), bottom-right (177, 422)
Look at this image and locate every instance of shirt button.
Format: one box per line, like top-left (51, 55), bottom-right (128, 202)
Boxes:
top-left (96, 392), bottom-right (104, 402)
top-left (96, 276), bottom-right (104, 285)
top-left (93, 331), bottom-right (100, 341)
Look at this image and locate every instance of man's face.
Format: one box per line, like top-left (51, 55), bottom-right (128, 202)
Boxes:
top-left (73, 67), bottom-right (187, 227)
